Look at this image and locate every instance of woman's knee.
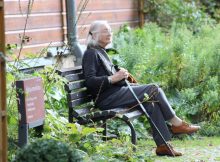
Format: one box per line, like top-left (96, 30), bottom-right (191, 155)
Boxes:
top-left (147, 83), bottom-right (160, 93)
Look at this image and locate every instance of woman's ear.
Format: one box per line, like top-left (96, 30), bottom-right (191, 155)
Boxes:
top-left (92, 32), bottom-right (99, 41)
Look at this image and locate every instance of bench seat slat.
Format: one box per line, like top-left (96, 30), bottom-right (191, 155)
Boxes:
top-left (110, 107), bottom-right (131, 114)
top-left (78, 110), bottom-right (115, 124)
top-left (76, 108), bottom-right (142, 124)
top-left (122, 110), bottom-right (143, 121)
top-left (82, 109), bottom-right (126, 120)
top-left (74, 108), bottom-right (123, 124)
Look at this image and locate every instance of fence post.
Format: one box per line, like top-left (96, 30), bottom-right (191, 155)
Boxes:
top-left (138, 0), bottom-right (145, 28)
top-left (0, 1), bottom-right (8, 162)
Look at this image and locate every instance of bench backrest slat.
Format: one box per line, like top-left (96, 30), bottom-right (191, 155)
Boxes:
top-left (57, 67), bottom-right (95, 122)
top-left (65, 81), bottom-right (85, 92)
top-left (67, 91), bottom-right (90, 101)
top-left (65, 73), bottom-right (84, 82)
top-left (57, 66), bottom-right (82, 76)
top-left (73, 107), bottom-right (92, 118)
top-left (123, 110), bottom-right (143, 121)
top-left (69, 97), bottom-right (92, 108)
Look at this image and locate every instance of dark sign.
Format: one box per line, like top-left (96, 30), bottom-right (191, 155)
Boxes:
top-left (16, 77), bottom-right (45, 124)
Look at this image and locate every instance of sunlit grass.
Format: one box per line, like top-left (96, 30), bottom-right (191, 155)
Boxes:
top-left (136, 136), bottom-right (220, 162)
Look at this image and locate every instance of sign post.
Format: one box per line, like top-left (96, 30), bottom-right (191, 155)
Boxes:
top-left (0, 0), bottom-right (7, 161)
top-left (16, 77), bottom-right (45, 147)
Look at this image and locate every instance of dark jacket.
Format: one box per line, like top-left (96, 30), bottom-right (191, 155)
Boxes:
top-left (82, 46), bottom-right (126, 104)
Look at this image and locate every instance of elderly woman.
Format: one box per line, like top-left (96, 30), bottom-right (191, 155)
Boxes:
top-left (82, 20), bottom-right (200, 156)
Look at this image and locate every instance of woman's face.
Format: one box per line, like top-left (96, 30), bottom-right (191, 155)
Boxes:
top-left (97, 24), bottom-right (112, 48)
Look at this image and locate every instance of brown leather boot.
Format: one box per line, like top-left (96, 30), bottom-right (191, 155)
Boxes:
top-left (156, 144), bottom-right (182, 156)
top-left (171, 121), bottom-right (200, 134)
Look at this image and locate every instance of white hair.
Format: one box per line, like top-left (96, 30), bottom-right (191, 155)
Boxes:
top-left (86, 20), bottom-right (109, 47)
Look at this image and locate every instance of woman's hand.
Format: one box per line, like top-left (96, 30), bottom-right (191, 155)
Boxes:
top-left (109, 68), bottom-right (129, 84)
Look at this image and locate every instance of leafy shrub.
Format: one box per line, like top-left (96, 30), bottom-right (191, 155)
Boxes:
top-left (143, 0), bottom-right (215, 31)
top-left (13, 139), bottom-right (88, 162)
top-left (43, 109), bottom-right (103, 146)
top-left (32, 66), bottom-right (68, 113)
top-left (200, 0), bottom-right (220, 22)
top-left (113, 23), bottom-right (220, 125)
top-left (199, 121), bottom-right (220, 136)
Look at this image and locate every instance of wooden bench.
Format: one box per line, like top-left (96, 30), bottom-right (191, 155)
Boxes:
top-left (57, 66), bottom-right (144, 145)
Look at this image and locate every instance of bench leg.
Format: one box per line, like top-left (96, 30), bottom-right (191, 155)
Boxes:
top-left (125, 120), bottom-right (137, 146)
top-left (102, 120), bottom-right (107, 141)
top-left (101, 118), bottom-right (137, 150)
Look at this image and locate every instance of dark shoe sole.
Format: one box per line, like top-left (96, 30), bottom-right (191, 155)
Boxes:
top-left (156, 153), bottom-right (182, 157)
top-left (172, 131), bottom-right (198, 135)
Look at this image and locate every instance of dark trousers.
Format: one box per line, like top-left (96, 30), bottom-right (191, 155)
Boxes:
top-left (98, 84), bottom-right (175, 146)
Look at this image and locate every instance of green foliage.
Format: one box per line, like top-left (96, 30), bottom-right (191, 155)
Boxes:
top-left (32, 66), bottom-right (68, 113)
top-left (199, 121), bottom-right (220, 136)
top-left (43, 108), bottom-right (103, 142)
top-left (42, 109), bottom-right (153, 161)
top-left (113, 23), bottom-right (220, 126)
top-left (107, 119), bottom-right (150, 140)
top-left (12, 139), bottom-right (88, 162)
top-left (200, 0), bottom-right (220, 22)
top-left (5, 44), bottom-right (18, 59)
top-left (8, 137), bottom-right (19, 161)
top-left (143, 0), bottom-right (216, 31)
top-left (89, 138), bottom-right (153, 162)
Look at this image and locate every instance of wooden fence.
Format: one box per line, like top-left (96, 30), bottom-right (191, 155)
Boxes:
top-left (4, 0), bottom-right (139, 58)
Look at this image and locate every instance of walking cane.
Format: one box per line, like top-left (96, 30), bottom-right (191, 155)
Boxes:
top-left (124, 79), bottom-right (175, 156)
